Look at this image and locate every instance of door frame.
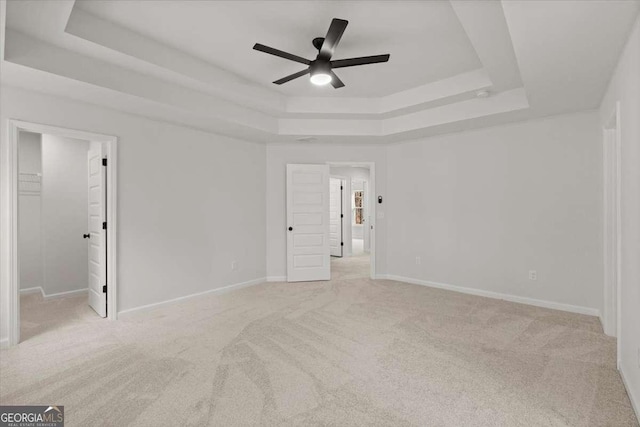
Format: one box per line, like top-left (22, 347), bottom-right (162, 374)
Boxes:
top-left (327, 162), bottom-right (376, 279)
top-left (602, 102), bottom-right (622, 366)
top-left (3, 119), bottom-right (118, 347)
top-left (329, 175), bottom-right (346, 257)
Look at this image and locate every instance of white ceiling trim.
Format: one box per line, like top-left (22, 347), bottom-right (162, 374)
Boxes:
top-left (279, 88), bottom-right (528, 136)
top-left (5, 30), bottom-right (277, 134)
top-left (286, 69), bottom-right (492, 117)
top-left (0, 61), bottom-right (277, 143)
top-left (450, 0), bottom-right (522, 92)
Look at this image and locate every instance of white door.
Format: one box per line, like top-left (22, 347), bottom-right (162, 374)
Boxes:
top-left (87, 145), bottom-right (107, 317)
top-left (329, 178), bottom-right (343, 257)
top-left (287, 164), bottom-right (330, 282)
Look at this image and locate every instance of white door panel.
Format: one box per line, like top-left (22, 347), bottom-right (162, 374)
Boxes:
top-left (329, 177), bottom-right (343, 257)
top-left (87, 145), bottom-right (106, 317)
top-left (287, 164), bottom-right (330, 282)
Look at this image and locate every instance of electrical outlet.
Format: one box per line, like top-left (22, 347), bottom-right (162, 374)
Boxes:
top-left (529, 270), bottom-right (537, 281)
top-left (231, 261), bottom-right (238, 271)
top-left (415, 256), bottom-right (421, 265)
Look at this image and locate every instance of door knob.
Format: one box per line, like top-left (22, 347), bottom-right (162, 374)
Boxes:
top-left (288, 227), bottom-right (293, 231)
top-left (83, 233), bottom-right (90, 239)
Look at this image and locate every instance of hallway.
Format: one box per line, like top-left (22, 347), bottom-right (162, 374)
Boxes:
top-left (331, 253), bottom-right (370, 280)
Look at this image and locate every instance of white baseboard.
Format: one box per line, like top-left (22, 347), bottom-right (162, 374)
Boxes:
top-left (43, 288), bottom-right (88, 300)
top-left (0, 338), bottom-right (8, 349)
top-left (20, 286), bottom-right (44, 296)
top-left (267, 276), bottom-right (287, 282)
top-left (118, 277), bottom-right (266, 316)
top-left (620, 365), bottom-right (640, 423)
top-left (20, 286), bottom-right (88, 300)
top-left (379, 274), bottom-right (600, 317)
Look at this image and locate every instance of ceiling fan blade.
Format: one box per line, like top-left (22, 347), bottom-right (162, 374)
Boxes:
top-left (319, 18), bottom-right (348, 60)
top-left (329, 71), bottom-right (345, 89)
top-left (273, 68), bottom-right (310, 85)
top-left (253, 43), bottom-right (311, 65)
top-left (330, 54), bottom-right (390, 69)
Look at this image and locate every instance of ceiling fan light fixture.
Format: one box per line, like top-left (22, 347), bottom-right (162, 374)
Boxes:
top-left (310, 61), bottom-right (332, 86)
top-left (310, 72), bottom-right (332, 86)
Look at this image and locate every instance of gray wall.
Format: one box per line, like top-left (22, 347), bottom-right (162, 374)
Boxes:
top-left (386, 111), bottom-right (602, 313)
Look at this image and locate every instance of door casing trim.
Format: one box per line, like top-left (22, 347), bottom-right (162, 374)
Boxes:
top-left (3, 119), bottom-right (118, 347)
top-left (327, 162), bottom-right (376, 279)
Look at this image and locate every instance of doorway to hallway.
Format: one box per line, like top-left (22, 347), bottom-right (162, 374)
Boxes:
top-left (329, 163), bottom-right (372, 279)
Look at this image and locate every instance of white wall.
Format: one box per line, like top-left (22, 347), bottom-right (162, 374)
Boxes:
top-left (18, 131), bottom-right (42, 290)
top-left (1, 86), bottom-right (267, 343)
top-left (266, 144), bottom-right (387, 279)
top-left (41, 134), bottom-right (90, 295)
top-left (387, 111), bottom-right (603, 314)
top-left (600, 14), bottom-right (640, 414)
top-left (330, 167), bottom-right (370, 183)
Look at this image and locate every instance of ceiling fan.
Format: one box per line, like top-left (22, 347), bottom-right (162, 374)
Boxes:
top-left (253, 18), bottom-right (390, 89)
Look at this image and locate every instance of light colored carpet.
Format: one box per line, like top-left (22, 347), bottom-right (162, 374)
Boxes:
top-left (1, 256), bottom-right (637, 426)
top-left (19, 291), bottom-right (98, 342)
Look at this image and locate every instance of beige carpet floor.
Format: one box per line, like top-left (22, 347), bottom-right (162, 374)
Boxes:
top-left (1, 255), bottom-right (637, 426)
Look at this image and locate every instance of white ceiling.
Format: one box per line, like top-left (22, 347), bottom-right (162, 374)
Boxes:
top-left (1, 0), bottom-right (639, 143)
top-left (74, 0), bottom-right (482, 97)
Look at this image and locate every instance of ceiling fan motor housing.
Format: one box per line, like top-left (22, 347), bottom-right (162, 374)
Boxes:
top-left (312, 37), bottom-right (325, 51)
top-left (310, 60), bottom-right (331, 76)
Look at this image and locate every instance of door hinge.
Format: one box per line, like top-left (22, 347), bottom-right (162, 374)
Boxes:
top-left (102, 285), bottom-right (107, 293)
top-left (102, 221), bottom-right (107, 230)
top-left (341, 242), bottom-right (344, 246)
top-left (340, 186), bottom-right (343, 190)
top-left (341, 214), bottom-right (344, 218)
top-left (102, 158), bottom-right (107, 167)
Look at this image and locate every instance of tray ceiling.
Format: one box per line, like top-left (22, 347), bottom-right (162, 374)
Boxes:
top-left (1, 0), bottom-right (638, 143)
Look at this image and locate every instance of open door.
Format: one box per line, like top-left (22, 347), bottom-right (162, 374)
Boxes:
top-left (329, 177), bottom-right (343, 257)
top-left (87, 145), bottom-right (107, 317)
top-left (287, 164), bottom-right (330, 282)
